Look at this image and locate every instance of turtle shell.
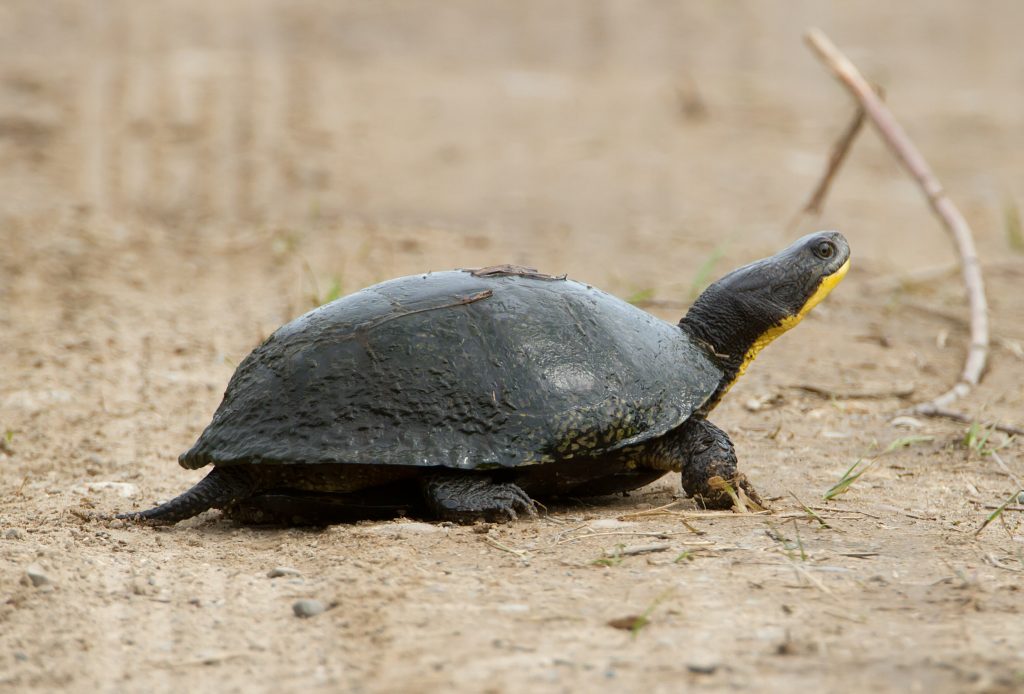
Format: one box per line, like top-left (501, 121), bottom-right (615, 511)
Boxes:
top-left (180, 269), bottom-right (724, 471)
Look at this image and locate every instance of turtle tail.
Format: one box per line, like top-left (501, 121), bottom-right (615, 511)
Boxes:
top-left (117, 466), bottom-right (257, 524)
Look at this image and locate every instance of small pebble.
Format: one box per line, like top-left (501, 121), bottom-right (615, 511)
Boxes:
top-left (4, 528), bottom-right (26, 540)
top-left (497, 603), bottom-right (529, 614)
top-left (25, 564), bottom-right (51, 587)
top-left (267, 566), bottom-right (302, 578)
top-left (687, 662), bottom-right (718, 675)
top-left (292, 599), bottom-right (327, 618)
top-left (365, 521), bottom-right (445, 536)
top-left (70, 481), bottom-right (138, 498)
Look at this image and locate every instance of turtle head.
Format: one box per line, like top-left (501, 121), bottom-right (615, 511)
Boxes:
top-left (680, 231), bottom-right (850, 403)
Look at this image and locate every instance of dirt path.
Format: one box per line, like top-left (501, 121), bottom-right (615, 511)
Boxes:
top-left (2, 2), bottom-right (1023, 692)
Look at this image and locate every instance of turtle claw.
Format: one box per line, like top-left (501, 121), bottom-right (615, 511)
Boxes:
top-left (698, 474), bottom-right (768, 512)
top-left (735, 474), bottom-right (767, 511)
top-left (423, 475), bottom-right (538, 524)
top-left (502, 485), bottom-right (540, 521)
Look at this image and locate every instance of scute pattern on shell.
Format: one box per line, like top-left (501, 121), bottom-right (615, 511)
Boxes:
top-left (180, 270), bottom-right (724, 471)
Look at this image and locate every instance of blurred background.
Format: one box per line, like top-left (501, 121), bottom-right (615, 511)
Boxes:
top-left (2, 1), bottom-right (1022, 308)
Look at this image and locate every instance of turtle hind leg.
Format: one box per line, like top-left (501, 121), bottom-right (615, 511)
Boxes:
top-left (674, 418), bottom-right (764, 509)
top-left (117, 466), bottom-right (256, 524)
top-left (422, 473), bottom-right (538, 523)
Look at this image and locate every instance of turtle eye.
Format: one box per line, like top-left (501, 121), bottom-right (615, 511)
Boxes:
top-left (813, 240), bottom-right (836, 260)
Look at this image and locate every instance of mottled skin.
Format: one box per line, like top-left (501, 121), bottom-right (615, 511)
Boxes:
top-left (119, 231), bottom-right (850, 524)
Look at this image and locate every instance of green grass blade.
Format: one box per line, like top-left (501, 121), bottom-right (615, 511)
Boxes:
top-left (885, 435), bottom-right (933, 452)
top-left (824, 459), bottom-right (871, 500)
top-left (975, 488), bottom-right (1024, 536)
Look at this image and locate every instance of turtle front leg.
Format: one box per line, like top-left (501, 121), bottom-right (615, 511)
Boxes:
top-left (672, 418), bottom-right (764, 510)
top-left (421, 473), bottom-right (538, 523)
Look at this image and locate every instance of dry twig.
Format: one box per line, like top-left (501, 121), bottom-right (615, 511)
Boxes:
top-left (604, 543), bottom-right (672, 557)
top-left (791, 383), bottom-right (915, 400)
top-left (793, 105), bottom-right (866, 222)
top-left (555, 530), bottom-right (708, 546)
top-left (483, 535), bottom-right (529, 558)
top-left (990, 451), bottom-right (1024, 490)
top-left (782, 556), bottom-right (834, 595)
top-left (616, 499), bottom-right (685, 518)
top-left (804, 28), bottom-right (990, 414)
top-left (914, 407), bottom-right (1024, 437)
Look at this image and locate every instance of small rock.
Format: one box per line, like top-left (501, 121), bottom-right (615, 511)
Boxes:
top-left (70, 481), bottom-right (139, 498)
top-left (24, 564), bottom-right (51, 587)
top-left (687, 661), bottom-right (718, 675)
top-left (267, 566), bottom-right (302, 578)
top-left (607, 614), bottom-right (645, 631)
top-left (293, 599), bottom-right (327, 618)
top-left (497, 603), bottom-right (529, 614)
top-left (589, 518), bottom-right (634, 530)
top-left (4, 528), bottom-right (26, 540)
top-left (365, 521), bottom-right (445, 536)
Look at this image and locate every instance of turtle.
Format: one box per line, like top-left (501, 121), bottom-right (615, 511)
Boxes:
top-left (118, 230), bottom-right (850, 525)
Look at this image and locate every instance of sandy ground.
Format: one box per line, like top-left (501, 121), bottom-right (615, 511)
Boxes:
top-left (2, 2), bottom-right (1024, 692)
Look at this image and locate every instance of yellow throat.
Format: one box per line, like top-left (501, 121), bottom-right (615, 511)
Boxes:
top-left (719, 257), bottom-right (850, 400)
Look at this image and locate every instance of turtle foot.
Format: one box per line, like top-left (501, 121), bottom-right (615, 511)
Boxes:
top-left (676, 418), bottom-right (766, 511)
top-left (695, 473), bottom-right (767, 512)
top-left (423, 474), bottom-right (538, 523)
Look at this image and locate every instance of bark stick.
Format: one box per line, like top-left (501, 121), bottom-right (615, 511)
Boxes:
top-left (798, 105), bottom-right (865, 218)
top-left (804, 28), bottom-right (989, 413)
